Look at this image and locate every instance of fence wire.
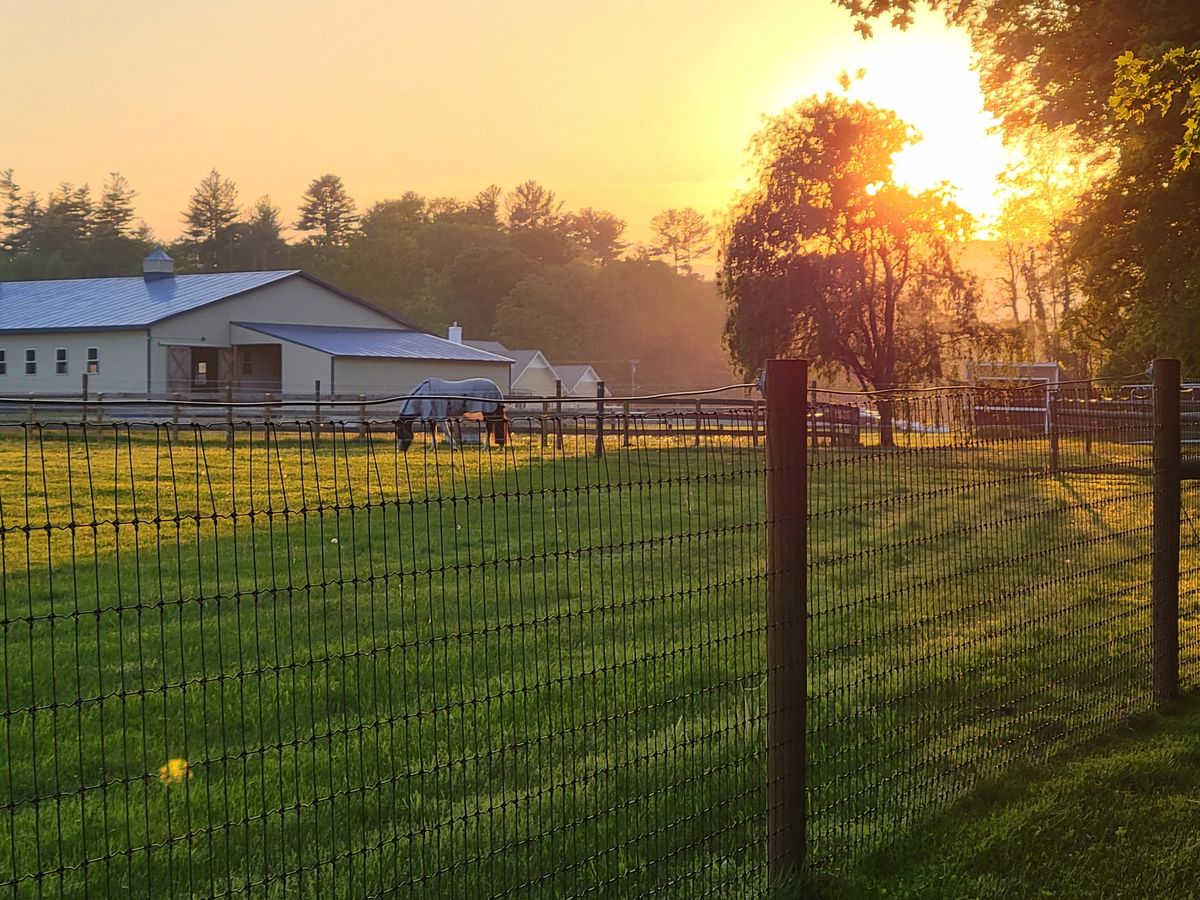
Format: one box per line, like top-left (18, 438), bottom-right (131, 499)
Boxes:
top-left (2, 383), bottom-right (1198, 895)
top-left (805, 384), bottom-right (1188, 868)
top-left (0, 407), bottom-right (767, 899)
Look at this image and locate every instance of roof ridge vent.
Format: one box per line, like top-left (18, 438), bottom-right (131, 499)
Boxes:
top-left (143, 248), bottom-right (175, 281)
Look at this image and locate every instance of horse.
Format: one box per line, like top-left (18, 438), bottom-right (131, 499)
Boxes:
top-left (395, 377), bottom-right (509, 451)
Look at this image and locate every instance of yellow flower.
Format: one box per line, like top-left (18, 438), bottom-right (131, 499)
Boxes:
top-left (158, 758), bottom-right (193, 784)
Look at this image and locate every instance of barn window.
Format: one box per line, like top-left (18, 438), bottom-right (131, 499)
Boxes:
top-left (0, 350), bottom-right (6, 376)
top-left (86, 347), bottom-right (99, 374)
top-left (25, 349), bottom-right (35, 375)
top-left (56, 348), bottom-right (68, 375)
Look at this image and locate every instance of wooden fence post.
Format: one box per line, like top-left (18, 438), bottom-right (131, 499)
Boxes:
top-left (1048, 387), bottom-right (1060, 475)
top-left (541, 398), bottom-right (549, 447)
top-left (752, 398), bottom-right (761, 448)
top-left (358, 394), bottom-right (368, 439)
top-left (694, 399), bottom-right (702, 448)
top-left (1153, 357), bottom-right (1182, 704)
top-left (171, 392), bottom-right (181, 443)
top-left (95, 393), bottom-right (104, 425)
top-left (766, 358), bottom-right (808, 881)
top-left (622, 400), bottom-right (631, 447)
top-left (225, 383), bottom-right (234, 449)
top-left (81, 372), bottom-right (89, 425)
top-left (595, 381), bottom-right (606, 458)
top-left (555, 379), bottom-right (564, 450)
top-left (314, 380), bottom-right (322, 445)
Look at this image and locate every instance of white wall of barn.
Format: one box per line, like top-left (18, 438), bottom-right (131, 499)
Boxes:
top-left (228, 324), bottom-right (332, 397)
top-left (332, 358), bottom-right (512, 397)
top-left (149, 277), bottom-right (400, 395)
top-left (0, 330), bottom-right (148, 395)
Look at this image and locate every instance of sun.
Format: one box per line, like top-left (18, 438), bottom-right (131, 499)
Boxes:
top-left (791, 17), bottom-right (1019, 231)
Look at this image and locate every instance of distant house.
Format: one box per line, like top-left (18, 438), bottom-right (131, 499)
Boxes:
top-left (0, 251), bottom-right (511, 398)
top-left (556, 364), bottom-right (607, 399)
top-left (463, 338), bottom-right (559, 397)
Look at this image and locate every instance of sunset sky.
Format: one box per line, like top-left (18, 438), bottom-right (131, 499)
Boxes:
top-left (4, 0), bottom-right (1010, 244)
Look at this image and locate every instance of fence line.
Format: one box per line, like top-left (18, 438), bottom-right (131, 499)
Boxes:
top-left (1, 373), bottom-right (1198, 896)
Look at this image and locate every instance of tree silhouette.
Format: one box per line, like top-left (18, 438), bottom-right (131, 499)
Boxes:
top-left (504, 180), bottom-right (562, 230)
top-left (183, 169), bottom-right (240, 269)
top-left (721, 95), bottom-right (987, 446)
top-left (94, 172), bottom-right (137, 239)
top-left (650, 208), bottom-right (712, 275)
top-left (296, 174), bottom-right (358, 246)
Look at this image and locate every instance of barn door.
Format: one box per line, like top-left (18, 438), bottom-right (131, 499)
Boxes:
top-left (166, 346), bottom-right (190, 392)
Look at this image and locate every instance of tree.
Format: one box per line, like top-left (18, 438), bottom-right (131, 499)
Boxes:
top-left (94, 172), bottom-right (137, 238)
top-left (466, 185), bottom-right (503, 226)
top-left (650, 208), bottom-right (712, 275)
top-left (720, 95), bottom-right (987, 446)
top-left (565, 208), bottom-right (628, 264)
top-left (504, 180), bottom-right (562, 230)
top-left (0, 169), bottom-right (22, 254)
top-left (240, 196), bottom-right (287, 270)
top-left (296, 174), bottom-right (358, 247)
top-left (183, 169), bottom-right (240, 270)
top-left (1113, 48), bottom-right (1200, 171)
top-left (359, 193), bottom-right (428, 236)
top-left (837, 0), bottom-right (1200, 376)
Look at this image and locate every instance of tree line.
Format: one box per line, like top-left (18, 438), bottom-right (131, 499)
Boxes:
top-left (0, 170), bottom-right (730, 391)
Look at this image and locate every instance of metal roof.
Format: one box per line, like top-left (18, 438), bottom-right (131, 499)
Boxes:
top-left (234, 322), bottom-right (515, 362)
top-left (555, 364), bottom-right (601, 392)
top-left (0, 271), bottom-right (299, 331)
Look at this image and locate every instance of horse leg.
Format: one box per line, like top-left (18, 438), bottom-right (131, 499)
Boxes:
top-left (441, 420), bottom-right (456, 449)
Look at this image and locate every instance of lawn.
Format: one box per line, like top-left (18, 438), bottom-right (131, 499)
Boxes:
top-left (0, 419), bottom-right (1196, 899)
top-left (0, 423), bottom-right (768, 899)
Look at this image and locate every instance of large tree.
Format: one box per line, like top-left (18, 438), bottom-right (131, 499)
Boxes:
top-left (837, 0), bottom-right (1200, 375)
top-left (721, 95), bottom-right (987, 445)
top-left (93, 172), bottom-right (137, 239)
top-left (296, 173), bottom-right (358, 247)
top-left (650, 208), bottom-right (712, 275)
top-left (1, 169), bottom-right (23, 254)
top-left (566, 208), bottom-right (628, 265)
top-left (504, 180), bottom-right (562, 231)
top-left (183, 168), bottom-right (240, 270)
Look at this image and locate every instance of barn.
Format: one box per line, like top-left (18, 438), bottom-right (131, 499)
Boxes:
top-left (0, 250), bottom-right (511, 399)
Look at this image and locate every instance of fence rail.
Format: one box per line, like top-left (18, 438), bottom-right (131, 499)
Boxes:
top-left (1, 370), bottom-right (1198, 896)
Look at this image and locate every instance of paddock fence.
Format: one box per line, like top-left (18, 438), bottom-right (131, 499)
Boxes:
top-left (1, 370), bottom-right (1198, 897)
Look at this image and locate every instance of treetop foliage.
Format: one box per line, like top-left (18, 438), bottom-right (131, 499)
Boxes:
top-left (1, 168), bottom-right (733, 391)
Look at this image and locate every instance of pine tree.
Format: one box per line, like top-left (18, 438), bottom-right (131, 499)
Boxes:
top-left (94, 172), bottom-right (137, 238)
top-left (296, 174), bottom-right (358, 247)
top-left (0, 169), bottom-right (22, 253)
top-left (183, 169), bottom-right (240, 270)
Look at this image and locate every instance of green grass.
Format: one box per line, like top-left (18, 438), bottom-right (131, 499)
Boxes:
top-left (0, 423), bottom-right (1196, 898)
top-left (813, 692), bottom-right (1200, 899)
top-left (0, 426), bottom-right (770, 899)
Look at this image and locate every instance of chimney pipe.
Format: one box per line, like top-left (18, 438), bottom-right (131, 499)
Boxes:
top-left (448, 322), bottom-right (463, 344)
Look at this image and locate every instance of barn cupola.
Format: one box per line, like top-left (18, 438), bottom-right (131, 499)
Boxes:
top-left (142, 248), bottom-right (175, 281)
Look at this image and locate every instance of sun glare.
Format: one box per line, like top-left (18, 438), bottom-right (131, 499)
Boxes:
top-left (764, 16), bottom-right (1018, 233)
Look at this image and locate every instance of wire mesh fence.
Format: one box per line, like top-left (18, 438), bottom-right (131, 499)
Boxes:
top-left (803, 381), bottom-right (1200, 868)
top-left (0, 404), bottom-right (767, 899)
top-left (1, 378), bottom-right (1197, 896)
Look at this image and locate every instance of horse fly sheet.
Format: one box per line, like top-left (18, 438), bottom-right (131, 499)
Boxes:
top-left (395, 377), bottom-right (509, 451)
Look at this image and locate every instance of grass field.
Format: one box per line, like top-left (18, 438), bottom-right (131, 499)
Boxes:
top-left (0, 424), bottom-right (768, 899)
top-left (0, 419), bottom-right (1197, 899)
top-left (816, 692), bottom-right (1200, 898)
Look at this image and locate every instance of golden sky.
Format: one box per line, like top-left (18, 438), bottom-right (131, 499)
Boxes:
top-left (3, 0), bottom-right (1009, 243)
